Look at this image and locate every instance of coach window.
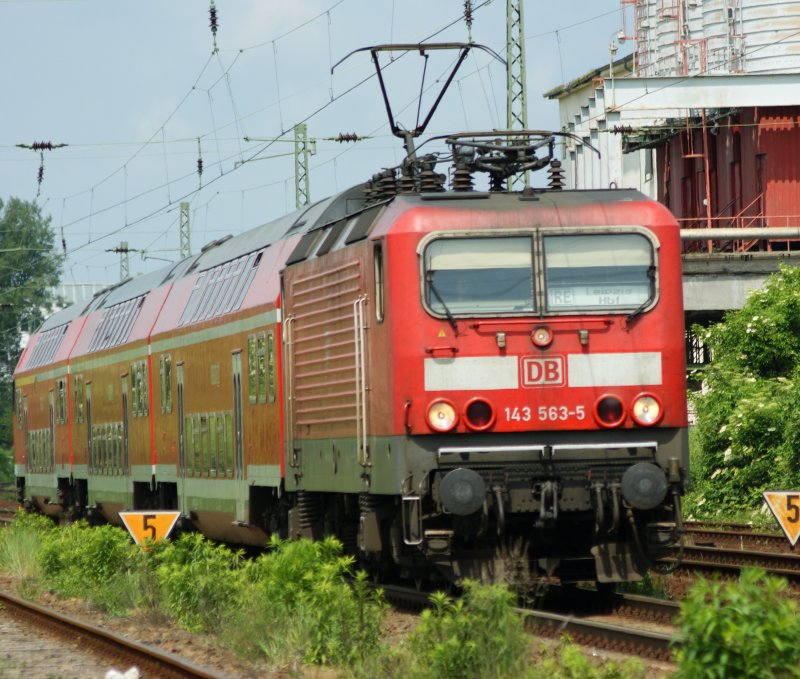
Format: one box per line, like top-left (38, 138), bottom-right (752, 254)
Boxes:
top-left (267, 331), bottom-right (276, 403)
top-left (543, 233), bottom-right (654, 312)
top-left (160, 355), bottom-right (172, 414)
top-left (247, 334), bottom-right (257, 405)
top-left (257, 332), bottom-right (267, 404)
top-left (423, 236), bottom-right (535, 316)
top-left (56, 378), bottom-right (67, 424)
top-left (73, 375), bottom-right (84, 423)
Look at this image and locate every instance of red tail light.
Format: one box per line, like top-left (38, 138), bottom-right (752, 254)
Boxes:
top-left (594, 394), bottom-right (626, 428)
top-left (464, 398), bottom-right (496, 431)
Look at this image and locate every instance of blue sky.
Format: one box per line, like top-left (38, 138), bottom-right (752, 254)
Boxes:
top-left (0, 0), bottom-right (629, 285)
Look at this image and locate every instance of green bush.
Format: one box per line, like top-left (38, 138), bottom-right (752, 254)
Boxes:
top-left (229, 537), bottom-right (385, 667)
top-left (689, 265), bottom-right (800, 517)
top-left (0, 511), bottom-right (55, 595)
top-left (153, 532), bottom-right (244, 632)
top-left (38, 521), bottom-right (143, 614)
top-left (405, 580), bottom-right (529, 679)
top-left (674, 569), bottom-right (800, 678)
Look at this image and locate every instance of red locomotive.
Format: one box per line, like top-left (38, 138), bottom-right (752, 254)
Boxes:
top-left (13, 45), bottom-right (687, 586)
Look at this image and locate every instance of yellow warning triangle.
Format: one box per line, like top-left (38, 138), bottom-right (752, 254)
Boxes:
top-left (119, 510), bottom-right (181, 548)
top-left (762, 491), bottom-right (800, 546)
top-left (437, 329), bottom-right (447, 338)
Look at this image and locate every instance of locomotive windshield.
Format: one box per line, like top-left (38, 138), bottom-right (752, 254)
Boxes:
top-left (543, 233), bottom-right (653, 311)
top-left (424, 237), bottom-right (535, 314)
top-left (422, 231), bottom-right (655, 317)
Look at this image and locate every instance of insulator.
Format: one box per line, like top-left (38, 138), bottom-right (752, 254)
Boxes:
top-left (548, 160), bottom-right (565, 190)
top-left (451, 166), bottom-right (474, 192)
top-left (612, 125), bottom-right (633, 135)
top-left (363, 179), bottom-right (376, 201)
top-left (37, 164), bottom-right (44, 185)
top-left (197, 157), bottom-right (203, 177)
top-left (489, 173), bottom-right (505, 192)
top-left (334, 133), bottom-right (359, 143)
top-left (209, 1), bottom-right (218, 34)
top-left (375, 169), bottom-right (397, 199)
top-left (397, 171), bottom-right (416, 194)
top-left (32, 141), bottom-right (54, 151)
top-left (420, 169), bottom-right (445, 193)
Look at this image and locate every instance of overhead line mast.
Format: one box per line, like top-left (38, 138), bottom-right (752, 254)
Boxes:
top-left (506, 0), bottom-right (529, 189)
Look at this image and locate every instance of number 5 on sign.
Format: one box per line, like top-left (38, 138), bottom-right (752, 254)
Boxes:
top-left (119, 511), bottom-right (181, 549)
top-left (762, 492), bottom-right (800, 547)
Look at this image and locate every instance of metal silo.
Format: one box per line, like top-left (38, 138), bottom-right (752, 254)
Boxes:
top-left (740, 0), bottom-right (800, 73)
top-left (628, 0), bottom-right (800, 76)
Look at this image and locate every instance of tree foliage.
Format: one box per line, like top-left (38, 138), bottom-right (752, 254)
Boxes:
top-left (0, 197), bottom-right (62, 447)
top-left (690, 265), bottom-right (800, 516)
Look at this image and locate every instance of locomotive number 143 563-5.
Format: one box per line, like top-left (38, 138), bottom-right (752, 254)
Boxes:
top-left (504, 405), bottom-right (586, 422)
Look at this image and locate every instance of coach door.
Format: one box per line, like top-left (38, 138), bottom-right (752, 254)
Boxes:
top-left (85, 383), bottom-right (92, 472)
top-left (48, 389), bottom-right (55, 472)
top-left (232, 352), bottom-right (246, 522)
top-left (119, 375), bottom-right (133, 508)
top-left (176, 363), bottom-right (188, 515)
top-left (121, 376), bottom-right (130, 471)
top-left (22, 395), bottom-right (28, 469)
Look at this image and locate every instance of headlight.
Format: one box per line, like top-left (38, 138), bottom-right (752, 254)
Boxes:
top-left (594, 394), bottom-right (625, 428)
top-left (427, 399), bottom-right (458, 432)
top-left (631, 393), bottom-right (663, 426)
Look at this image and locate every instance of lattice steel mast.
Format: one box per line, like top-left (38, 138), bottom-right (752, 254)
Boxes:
top-left (506, 0), bottom-right (529, 189)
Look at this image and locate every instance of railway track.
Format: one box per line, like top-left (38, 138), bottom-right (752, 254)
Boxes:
top-left (685, 520), bottom-right (789, 553)
top-left (0, 588), bottom-right (226, 678)
top-left (382, 583), bottom-right (681, 663)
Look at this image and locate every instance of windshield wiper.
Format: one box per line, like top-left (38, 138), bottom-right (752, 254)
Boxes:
top-left (625, 266), bottom-right (656, 326)
top-left (427, 272), bottom-right (458, 332)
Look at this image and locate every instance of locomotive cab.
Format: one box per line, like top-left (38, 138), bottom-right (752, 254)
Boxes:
top-left (373, 189), bottom-right (688, 585)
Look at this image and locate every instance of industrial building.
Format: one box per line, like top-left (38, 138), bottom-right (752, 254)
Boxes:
top-left (545, 0), bottom-right (800, 366)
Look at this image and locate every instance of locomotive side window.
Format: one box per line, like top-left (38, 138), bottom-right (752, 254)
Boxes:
top-left (424, 237), bottom-right (535, 315)
top-left (543, 233), bottom-right (654, 311)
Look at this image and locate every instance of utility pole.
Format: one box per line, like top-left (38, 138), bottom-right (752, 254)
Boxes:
top-left (179, 202), bottom-right (192, 258)
top-left (506, 0), bottom-right (529, 189)
top-left (294, 123), bottom-right (313, 209)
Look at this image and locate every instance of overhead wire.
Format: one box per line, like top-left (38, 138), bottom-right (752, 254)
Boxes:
top-left (34, 1), bottom-right (624, 276)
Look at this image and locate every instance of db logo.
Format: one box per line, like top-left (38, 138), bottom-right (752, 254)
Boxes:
top-left (521, 356), bottom-right (565, 387)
